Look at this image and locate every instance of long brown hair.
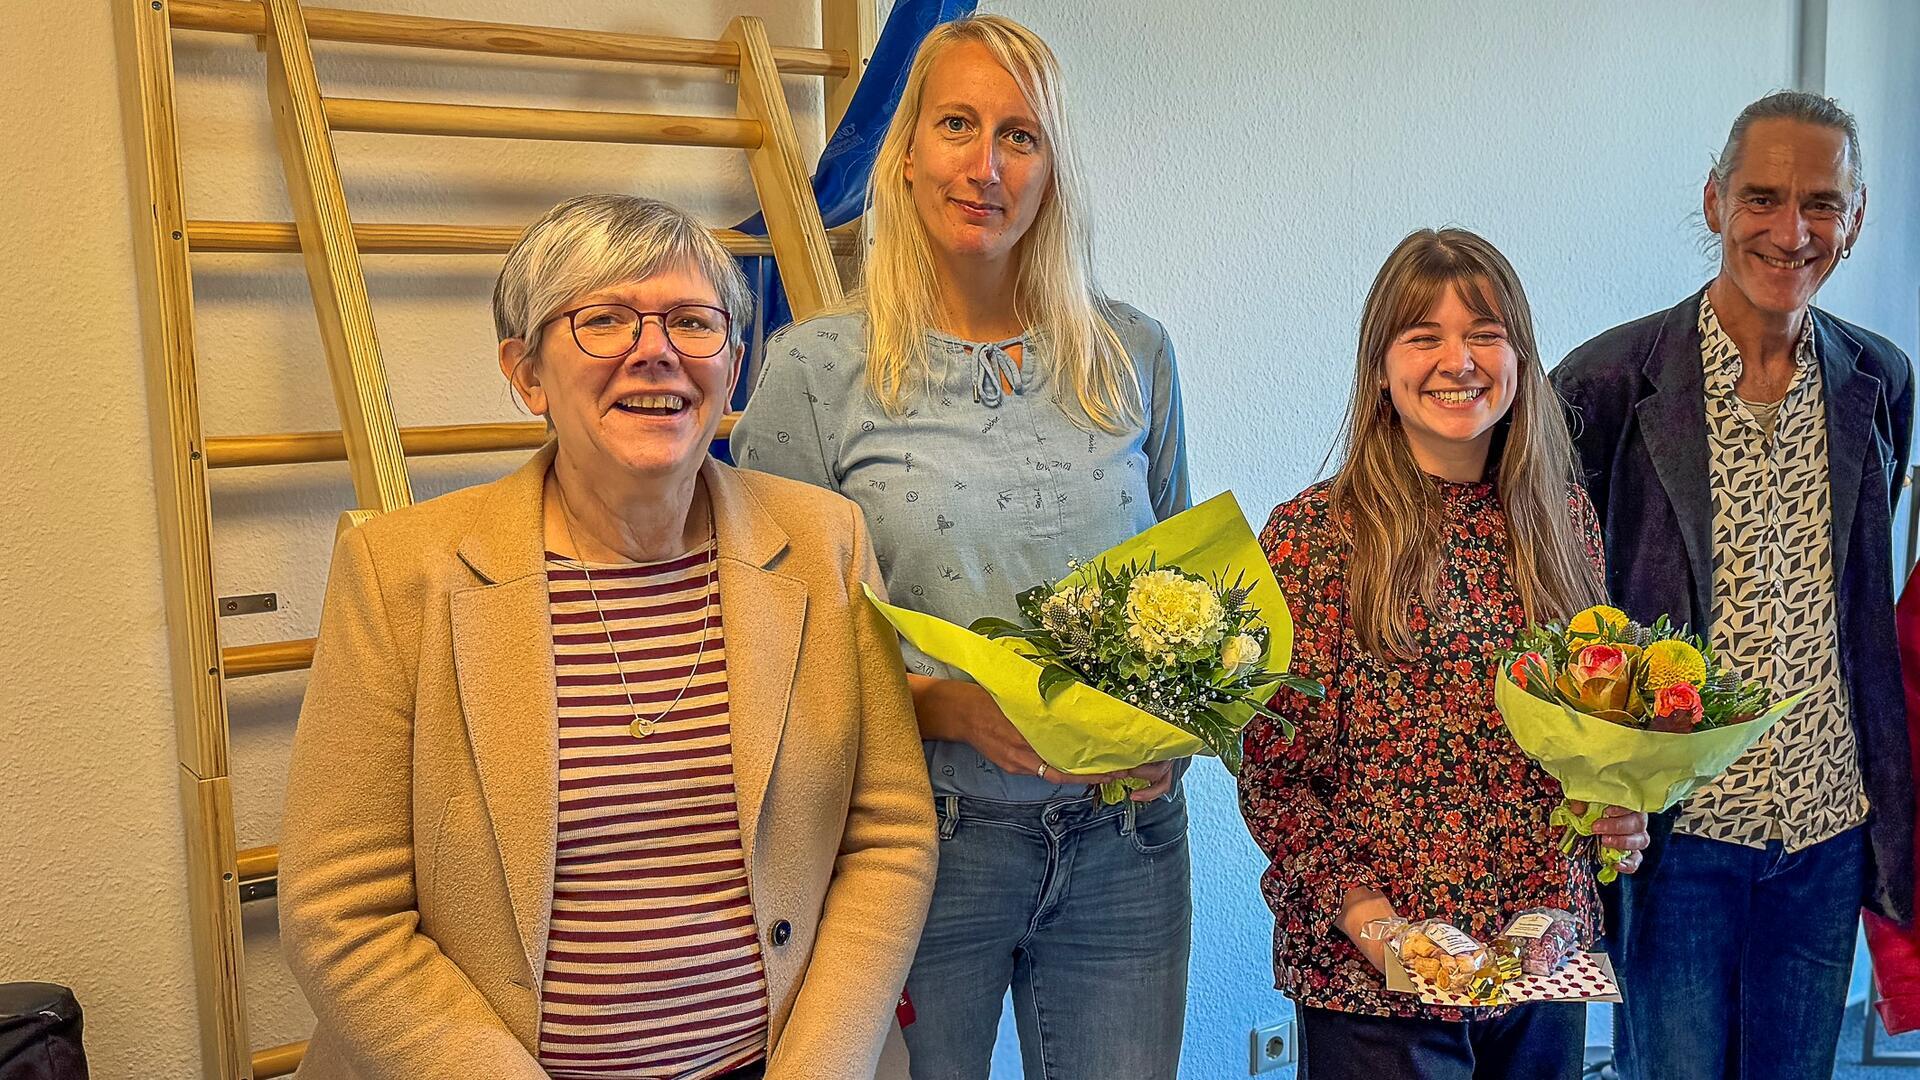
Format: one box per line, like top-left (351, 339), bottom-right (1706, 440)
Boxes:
top-left (1330, 228), bottom-right (1602, 660)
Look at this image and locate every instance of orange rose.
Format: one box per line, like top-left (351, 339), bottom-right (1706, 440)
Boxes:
top-left (1554, 642), bottom-right (1645, 723)
top-left (1567, 643), bottom-right (1629, 682)
top-left (1509, 651), bottom-right (1549, 691)
top-left (1650, 682), bottom-right (1705, 733)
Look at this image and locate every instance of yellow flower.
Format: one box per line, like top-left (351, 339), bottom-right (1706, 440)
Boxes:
top-left (1644, 639), bottom-right (1707, 691)
top-left (1124, 569), bottom-right (1226, 662)
top-left (1567, 605), bottom-right (1631, 641)
top-left (1220, 633), bottom-right (1265, 672)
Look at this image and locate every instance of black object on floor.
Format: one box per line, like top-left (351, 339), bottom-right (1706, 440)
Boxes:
top-left (0, 983), bottom-right (87, 1080)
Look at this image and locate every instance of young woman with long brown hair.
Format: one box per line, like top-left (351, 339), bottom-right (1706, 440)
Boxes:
top-left (1238, 228), bottom-right (1649, 1079)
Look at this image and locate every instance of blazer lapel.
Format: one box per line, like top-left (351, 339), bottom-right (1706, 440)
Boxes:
top-left (1817, 312), bottom-right (1880, 589)
top-left (450, 443), bottom-right (561, 985)
top-left (1632, 292), bottom-right (1716, 625)
top-left (703, 460), bottom-right (805, 862)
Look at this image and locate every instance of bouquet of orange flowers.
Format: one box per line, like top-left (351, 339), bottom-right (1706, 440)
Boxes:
top-left (1496, 605), bottom-right (1802, 881)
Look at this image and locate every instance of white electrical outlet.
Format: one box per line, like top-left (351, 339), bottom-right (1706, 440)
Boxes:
top-left (1249, 1017), bottom-right (1296, 1074)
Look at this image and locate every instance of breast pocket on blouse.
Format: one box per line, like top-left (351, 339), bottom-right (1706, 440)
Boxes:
top-left (965, 406), bottom-right (1068, 543)
top-left (1035, 428), bottom-right (1155, 544)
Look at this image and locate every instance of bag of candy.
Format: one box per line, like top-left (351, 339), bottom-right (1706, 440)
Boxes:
top-left (1495, 908), bottom-right (1580, 977)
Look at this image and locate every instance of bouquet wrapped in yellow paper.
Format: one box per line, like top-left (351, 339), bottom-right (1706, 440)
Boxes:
top-left (1495, 606), bottom-right (1802, 881)
top-left (864, 492), bottom-right (1319, 802)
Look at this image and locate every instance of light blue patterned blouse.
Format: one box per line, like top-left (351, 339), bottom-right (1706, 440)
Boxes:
top-left (730, 303), bottom-right (1190, 801)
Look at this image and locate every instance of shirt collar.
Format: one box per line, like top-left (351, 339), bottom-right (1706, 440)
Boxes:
top-left (1698, 293), bottom-right (1818, 383)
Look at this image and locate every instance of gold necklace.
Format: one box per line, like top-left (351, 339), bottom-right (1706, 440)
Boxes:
top-left (555, 485), bottom-right (717, 740)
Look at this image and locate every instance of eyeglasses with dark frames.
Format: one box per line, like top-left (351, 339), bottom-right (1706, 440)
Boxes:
top-left (544, 302), bottom-right (733, 360)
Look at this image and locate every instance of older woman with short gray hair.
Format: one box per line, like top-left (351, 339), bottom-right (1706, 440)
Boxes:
top-left (279, 193), bottom-right (936, 1080)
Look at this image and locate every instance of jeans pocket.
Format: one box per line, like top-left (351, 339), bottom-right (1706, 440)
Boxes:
top-left (1126, 794), bottom-right (1189, 855)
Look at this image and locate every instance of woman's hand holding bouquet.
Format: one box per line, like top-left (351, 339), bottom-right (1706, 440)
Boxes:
top-left (867, 494), bottom-right (1320, 803)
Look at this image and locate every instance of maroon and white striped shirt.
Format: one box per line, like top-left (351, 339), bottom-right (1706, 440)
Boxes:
top-left (537, 545), bottom-right (769, 1079)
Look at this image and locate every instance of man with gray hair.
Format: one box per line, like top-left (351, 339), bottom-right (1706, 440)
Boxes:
top-left (1555, 91), bottom-right (1914, 1079)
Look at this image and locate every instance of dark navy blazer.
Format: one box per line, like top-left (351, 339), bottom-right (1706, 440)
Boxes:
top-left (1553, 287), bottom-right (1916, 925)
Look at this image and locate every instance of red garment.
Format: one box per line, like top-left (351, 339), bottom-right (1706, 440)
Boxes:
top-left (1864, 556), bottom-right (1920, 1034)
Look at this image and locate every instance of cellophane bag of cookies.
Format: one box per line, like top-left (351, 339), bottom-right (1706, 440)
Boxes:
top-left (1363, 918), bottom-right (1489, 992)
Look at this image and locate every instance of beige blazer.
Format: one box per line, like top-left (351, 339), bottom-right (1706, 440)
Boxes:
top-left (280, 445), bottom-right (936, 1080)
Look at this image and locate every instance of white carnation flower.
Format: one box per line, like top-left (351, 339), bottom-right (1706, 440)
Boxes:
top-left (1220, 633), bottom-right (1265, 672)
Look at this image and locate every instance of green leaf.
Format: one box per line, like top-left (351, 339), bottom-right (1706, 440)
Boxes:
top-left (1037, 664), bottom-right (1081, 700)
top-left (1192, 709), bottom-right (1244, 774)
top-left (1244, 698), bottom-right (1290, 723)
top-left (1272, 673), bottom-right (1326, 700)
top-left (968, 616), bottom-right (1030, 638)
top-left (1014, 583), bottom-right (1052, 609)
top-left (1219, 739), bottom-right (1244, 775)
top-left (1181, 706), bottom-right (1241, 767)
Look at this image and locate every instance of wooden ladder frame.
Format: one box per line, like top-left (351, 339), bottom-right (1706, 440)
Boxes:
top-left (119, 2), bottom-right (874, 1075)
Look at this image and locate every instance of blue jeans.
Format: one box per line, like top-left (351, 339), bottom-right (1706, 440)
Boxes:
top-left (900, 790), bottom-right (1192, 1079)
top-left (1612, 825), bottom-right (1866, 1080)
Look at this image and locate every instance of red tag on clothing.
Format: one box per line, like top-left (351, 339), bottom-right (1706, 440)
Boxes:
top-left (896, 989), bottom-right (916, 1028)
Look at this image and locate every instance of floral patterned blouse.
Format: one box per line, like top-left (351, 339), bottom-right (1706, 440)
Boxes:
top-left (1240, 478), bottom-right (1606, 1020)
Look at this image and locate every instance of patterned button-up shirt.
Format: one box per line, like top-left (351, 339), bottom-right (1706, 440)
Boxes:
top-left (1673, 295), bottom-right (1869, 850)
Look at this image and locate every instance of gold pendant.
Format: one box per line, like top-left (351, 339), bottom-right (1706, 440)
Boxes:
top-left (629, 717), bottom-right (657, 739)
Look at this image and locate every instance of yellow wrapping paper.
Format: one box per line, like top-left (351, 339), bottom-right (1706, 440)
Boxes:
top-left (863, 492), bottom-right (1296, 775)
top-left (1495, 673), bottom-right (1802, 812)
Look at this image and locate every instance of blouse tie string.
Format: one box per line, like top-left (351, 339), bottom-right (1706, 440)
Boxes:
top-left (972, 339), bottom-right (1026, 408)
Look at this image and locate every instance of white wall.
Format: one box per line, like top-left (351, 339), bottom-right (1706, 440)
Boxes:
top-left (1823, 0), bottom-right (1920, 418)
top-left (1, 1), bottom-right (1914, 1078)
top-left (973, 1), bottom-right (1915, 1076)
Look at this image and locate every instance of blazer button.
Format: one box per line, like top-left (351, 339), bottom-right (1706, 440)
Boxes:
top-left (770, 919), bottom-right (792, 946)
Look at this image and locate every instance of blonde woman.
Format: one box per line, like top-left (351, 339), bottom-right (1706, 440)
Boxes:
top-left (731, 14), bottom-right (1190, 1078)
top-left (1238, 230), bottom-right (1649, 1079)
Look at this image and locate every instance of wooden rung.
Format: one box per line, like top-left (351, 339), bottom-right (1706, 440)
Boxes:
top-left (187, 220), bottom-right (783, 256)
top-left (235, 844), bottom-right (278, 904)
top-left (236, 845), bottom-right (279, 883)
top-left (204, 415), bottom-right (736, 469)
top-left (222, 638), bottom-right (315, 678)
top-left (323, 98), bottom-right (760, 148)
top-left (251, 1040), bottom-right (306, 1079)
top-left (168, 0), bottom-right (848, 77)
top-left (207, 421), bottom-right (550, 468)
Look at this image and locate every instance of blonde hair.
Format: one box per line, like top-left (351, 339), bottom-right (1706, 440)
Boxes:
top-left (1331, 228), bottom-right (1604, 660)
top-left (857, 14), bottom-right (1140, 432)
